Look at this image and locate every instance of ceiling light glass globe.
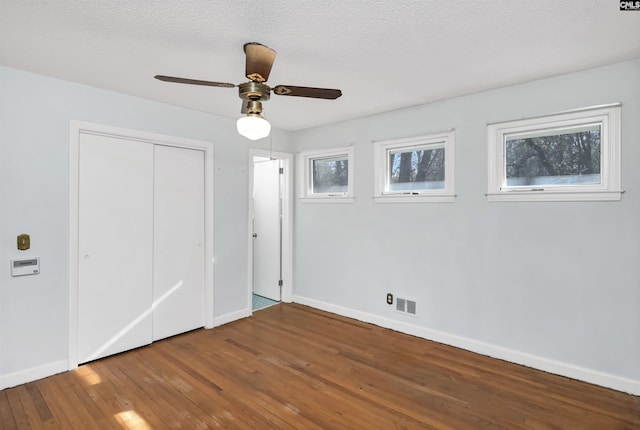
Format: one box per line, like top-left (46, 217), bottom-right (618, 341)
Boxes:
top-left (236, 115), bottom-right (271, 140)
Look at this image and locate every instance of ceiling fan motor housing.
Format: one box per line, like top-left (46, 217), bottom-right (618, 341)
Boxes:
top-left (238, 81), bottom-right (271, 102)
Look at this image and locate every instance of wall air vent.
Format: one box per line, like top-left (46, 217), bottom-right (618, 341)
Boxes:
top-left (395, 297), bottom-right (417, 316)
top-left (406, 300), bottom-right (416, 315)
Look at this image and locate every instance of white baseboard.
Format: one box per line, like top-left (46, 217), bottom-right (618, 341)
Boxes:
top-left (212, 307), bottom-right (251, 327)
top-left (4, 302), bottom-right (637, 396)
top-left (0, 360), bottom-right (68, 390)
top-left (292, 295), bottom-right (640, 396)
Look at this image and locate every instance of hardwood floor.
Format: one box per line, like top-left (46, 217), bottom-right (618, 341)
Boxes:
top-left (2, 303), bottom-right (639, 429)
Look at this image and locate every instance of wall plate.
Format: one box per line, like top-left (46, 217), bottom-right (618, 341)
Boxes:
top-left (11, 257), bottom-right (40, 276)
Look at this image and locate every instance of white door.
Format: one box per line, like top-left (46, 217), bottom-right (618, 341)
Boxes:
top-left (152, 145), bottom-right (205, 341)
top-left (252, 158), bottom-right (281, 301)
top-left (78, 133), bottom-right (154, 363)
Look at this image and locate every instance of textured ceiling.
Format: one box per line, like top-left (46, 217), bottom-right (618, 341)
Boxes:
top-left (1, 1), bottom-right (639, 131)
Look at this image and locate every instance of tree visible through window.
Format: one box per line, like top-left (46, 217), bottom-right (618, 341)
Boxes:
top-left (487, 104), bottom-right (621, 202)
top-left (374, 131), bottom-right (455, 202)
top-left (505, 125), bottom-right (601, 187)
top-left (389, 146), bottom-right (445, 191)
top-left (312, 157), bottom-right (348, 193)
top-left (298, 146), bottom-right (354, 202)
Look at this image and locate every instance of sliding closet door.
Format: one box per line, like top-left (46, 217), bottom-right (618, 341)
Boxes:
top-left (152, 145), bottom-right (205, 341)
top-left (78, 133), bottom-right (154, 364)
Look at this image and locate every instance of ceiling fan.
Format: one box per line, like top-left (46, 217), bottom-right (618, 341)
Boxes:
top-left (154, 42), bottom-right (342, 140)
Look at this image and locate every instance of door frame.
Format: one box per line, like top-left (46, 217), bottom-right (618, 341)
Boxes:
top-left (68, 120), bottom-right (214, 370)
top-left (247, 149), bottom-right (293, 311)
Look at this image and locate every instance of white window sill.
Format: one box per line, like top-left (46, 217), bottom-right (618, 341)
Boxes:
top-left (486, 190), bottom-right (623, 202)
top-left (299, 196), bottom-right (355, 204)
top-left (373, 193), bottom-right (456, 203)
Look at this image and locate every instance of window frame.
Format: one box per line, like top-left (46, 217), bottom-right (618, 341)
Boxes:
top-left (373, 131), bottom-right (455, 203)
top-left (298, 146), bottom-right (354, 203)
top-left (487, 104), bottom-right (622, 202)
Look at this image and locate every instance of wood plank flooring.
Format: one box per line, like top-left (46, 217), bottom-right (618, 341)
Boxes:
top-left (2, 303), bottom-right (639, 429)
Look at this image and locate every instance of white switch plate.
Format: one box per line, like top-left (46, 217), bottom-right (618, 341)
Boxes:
top-left (10, 257), bottom-right (40, 276)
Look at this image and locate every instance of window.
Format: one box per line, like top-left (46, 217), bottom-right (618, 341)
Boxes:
top-left (312, 155), bottom-right (348, 193)
top-left (298, 146), bottom-right (354, 202)
top-left (487, 104), bottom-right (622, 201)
top-left (373, 131), bottom-right (455, 203)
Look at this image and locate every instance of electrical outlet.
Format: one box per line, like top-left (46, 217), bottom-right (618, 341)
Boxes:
top-left (386, 293), bottom-right (393, 305)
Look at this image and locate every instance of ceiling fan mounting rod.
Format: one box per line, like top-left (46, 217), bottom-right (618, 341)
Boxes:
top-left (238, 81), bottom-right (271, 102)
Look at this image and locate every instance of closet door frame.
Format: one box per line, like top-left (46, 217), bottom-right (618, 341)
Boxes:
top-left (68, 120), bottom-right (214, 370)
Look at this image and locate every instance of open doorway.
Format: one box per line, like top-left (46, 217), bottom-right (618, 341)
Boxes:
top-left (248, 149), bottom-right (293, 312)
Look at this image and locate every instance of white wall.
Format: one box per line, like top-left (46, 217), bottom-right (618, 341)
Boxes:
top-left (0, 66), bottom-right (293, 388)
top-left (2, 60), bottom-right (639, 394)
top-left (292, 59), bottom-right (640, 394)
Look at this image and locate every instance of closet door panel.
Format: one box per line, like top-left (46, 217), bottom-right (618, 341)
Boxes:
top-left (78, 133), bottom-right (154, 363)
top-left (152, 145), bottom-right (205, 341)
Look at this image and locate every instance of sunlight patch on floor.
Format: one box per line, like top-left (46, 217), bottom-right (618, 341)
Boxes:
top-left (114, 410), bottom-right (151, 429)
top-left (76, 365), bottom-right (102, 386)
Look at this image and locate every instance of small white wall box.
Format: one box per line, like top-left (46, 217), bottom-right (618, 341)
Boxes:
top-left (11, 257), bottom-right (40, 276)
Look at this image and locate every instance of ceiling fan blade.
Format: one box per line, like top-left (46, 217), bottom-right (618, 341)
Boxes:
top-left (154, 75), bottom-right (236, 88)
top-left (244, 43), bottom-right (276, 83)
top-left (273, 85), bottom-right (342, 100)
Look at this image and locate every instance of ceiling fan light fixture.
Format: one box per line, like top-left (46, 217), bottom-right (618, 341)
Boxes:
top-left (155, 41), bottom-right (342, 139)
top-left (236, 114), bottom-right (271, 140)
